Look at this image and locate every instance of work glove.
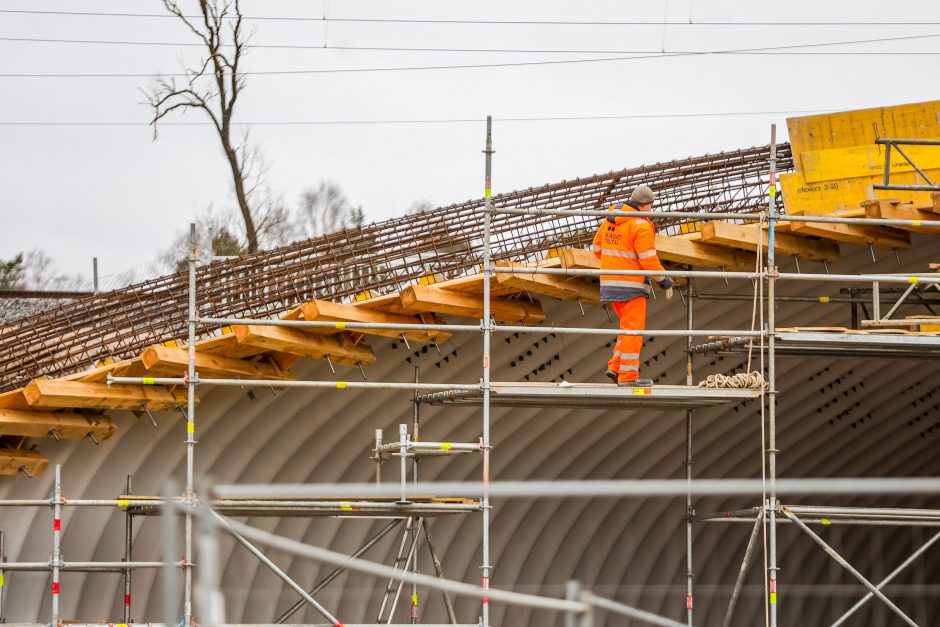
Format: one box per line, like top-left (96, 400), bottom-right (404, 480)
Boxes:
top-left (658, 277), bottom-right (675, 300)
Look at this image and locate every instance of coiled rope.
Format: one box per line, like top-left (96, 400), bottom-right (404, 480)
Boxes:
top-left (697, 371), bottom-right (766, 389)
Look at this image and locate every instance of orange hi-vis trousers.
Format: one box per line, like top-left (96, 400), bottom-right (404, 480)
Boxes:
top-left (609, 297), bottom-right (647, 383)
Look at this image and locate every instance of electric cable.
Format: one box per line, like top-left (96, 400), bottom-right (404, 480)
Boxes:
top-left (1, 33), bottom-right (937, 78)
top-left (2, 9), bottom-right (940, 27)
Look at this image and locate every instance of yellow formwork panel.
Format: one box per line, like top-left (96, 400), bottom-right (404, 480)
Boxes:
top-left (782, 100), bottom-right (940, 214)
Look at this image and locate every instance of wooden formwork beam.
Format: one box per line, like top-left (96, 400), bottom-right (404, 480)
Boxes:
top-left (0, 447), bottom-right (49, 476)
top-left (788, 216), bottom-right (911, 249)
top-left (141, 345), bottom-right (294, 381)
top-left (23, 379), bottom-right (190, 411)
top-left (0, 409), bottom-right (117, 440)
top-left (494, 262), bottom-right (600, 306)
top-left (701, 221), bottom-right (840, 262)
top-left (233, 325), bottom-right (376, 367)
top-left (301, 300), bottom-right (449, 343)
top-left (399, 284), bottom-right (545, 323)
top-left (863, 199), bottom-right (940, 235)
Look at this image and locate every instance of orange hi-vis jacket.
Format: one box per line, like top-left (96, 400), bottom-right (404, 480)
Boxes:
top-left (592, 203), bottom-right (667, 303)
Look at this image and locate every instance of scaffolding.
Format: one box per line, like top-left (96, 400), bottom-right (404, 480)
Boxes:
top-left (1, 122), bottom-right (940, 627)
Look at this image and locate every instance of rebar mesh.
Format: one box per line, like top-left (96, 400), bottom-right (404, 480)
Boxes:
top-left (0, 143), bottom-right (792, 391)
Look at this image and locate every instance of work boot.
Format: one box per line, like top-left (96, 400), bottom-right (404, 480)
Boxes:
top-left (605, 369), bottom-right (618, 383)
top-left (618, 378), bottom-right (653, 388)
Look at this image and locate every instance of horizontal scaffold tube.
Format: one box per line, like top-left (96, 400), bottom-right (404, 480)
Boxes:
top-left (785, 214), bottom-right (940, 228)
top-left (496, 325), bottom-right (764, 338)
top-left (376, 442), bottom-right (481, 453)
top-left (0, 498), bottom-right (182, 508)
top-left (778, 272), bottom-right (940, 284)
top-left (215, 477), bottom-right (940, 500)
top-left (108, 376), bottom-right (480, 392)
top-left (492, 267), bottom-right (761, 280)
top-left (1, 561), bottom-right (175, 571)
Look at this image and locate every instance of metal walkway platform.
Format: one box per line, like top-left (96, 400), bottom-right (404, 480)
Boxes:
top-left (417, 382), bottom-right (761, 410)
top-left (691, 331), bottom-right (940, 359)
top-left (697, 505), bottom-right (940, 526)
top-left (127, 497), bottom-right (480, 518)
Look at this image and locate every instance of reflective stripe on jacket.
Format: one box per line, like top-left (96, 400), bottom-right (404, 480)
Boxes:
top-left (591, 203), bottom-right (666, 303)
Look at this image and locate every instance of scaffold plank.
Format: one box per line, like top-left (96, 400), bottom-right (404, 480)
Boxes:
top-left (692, 330), bottom-right (940, 359)
top-left (400, 284), bottom-right (545, 323)
top-left (141, 345), bottom-right (294, 381)
top-left (701, 221), bottom-right (841, 262)
top-left (233, 325), bottom-right (376, 367)
top-left (0, 409), bottom-right (116, 440)
top-left (23, 379), bottom-right (190, 411)
top-left (418, 382), bottom-right (759, 409)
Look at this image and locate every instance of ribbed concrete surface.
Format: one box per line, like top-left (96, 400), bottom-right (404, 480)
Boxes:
top-left (1, 237), bottom-right (939, 625)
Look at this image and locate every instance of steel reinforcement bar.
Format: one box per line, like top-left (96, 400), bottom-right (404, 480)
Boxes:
top-left (0, 144), bottom-right (791, 391)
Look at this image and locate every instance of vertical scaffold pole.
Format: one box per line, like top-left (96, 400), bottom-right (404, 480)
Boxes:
top-left (0, 529), bottom-right (5, 623)
top-left (51, 464), bottom-right (62, 627)
top-left (184, 222), bottom-right (197, 626)
top-left (767, 125), bottom-right (780, 627)
top-left (685, 277), bottom-right (694, 626)
top-left (481, 115), bottom-right (494, 627)
top-left (411, 366), bottom-right (420, 624)
top-left (124, 474), bottom-right (133, 623)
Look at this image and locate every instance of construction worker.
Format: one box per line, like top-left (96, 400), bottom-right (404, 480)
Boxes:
top-left (592, 185), bottom-right (674, 387)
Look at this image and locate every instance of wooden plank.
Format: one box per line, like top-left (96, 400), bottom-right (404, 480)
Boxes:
top-left (399, 285), bottom-right (545, 323)
top-left (300, 300), bottom-right (450, 343)
top-left (0, 448), bottom-right (49, 477)
top-left (141, 345), bottom-right (294, 381)
top-left (558, 247), bottom-right (600, 270)
top-left (655, 235), bottom-right (759, 271)
top-left (863, 199), bottom-right (940, 234)
top-left (494, 262), bottom-right (600, 306)
top-left (233, 325), bottom-right (377, 367)
top-left (559, 240), bottom-right (758, 272)
top-left (788, 217), bottom-right (911, 249)
top-left (701, 221), bottom-right (840, 262)
top-left (195, 333), bottom-right (270, 359)
top-left (23, 379), bottom-right (190, 411)
top-left (0, 389), bottom-right (37, 410)
top-left (350, 292), bottom-right (409, 314)
top-left (0, 409), bottom-right (117, 440)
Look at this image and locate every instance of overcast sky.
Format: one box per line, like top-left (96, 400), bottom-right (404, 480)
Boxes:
top-left (1, 0), bottom-right (938, 286)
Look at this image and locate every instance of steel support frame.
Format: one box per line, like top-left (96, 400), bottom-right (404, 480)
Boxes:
top-left (8, 127), bottom-right (940, 627)
top-left (782, 508), bottom-right (918, 627)
top-left (872, 137), bottom-right (940, 192)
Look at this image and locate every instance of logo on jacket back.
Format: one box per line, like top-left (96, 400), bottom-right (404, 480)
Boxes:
top-left (604, 226), bottom-right (622, 246)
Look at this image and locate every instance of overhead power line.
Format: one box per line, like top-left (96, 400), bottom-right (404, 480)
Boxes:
top-left (0, 109), bottom-right (833, 126)
top-left (1, 35), bottom-right (939, 55)
top-left (0, 33), bottom-right (937, 78)
top-left (1, 9), bottom-right (939, 26)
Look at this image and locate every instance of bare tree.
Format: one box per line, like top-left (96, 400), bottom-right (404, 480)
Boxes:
top-left (159, 207), bottom-right (244, 272)
top-left (147, 0), bottom-right (261, 252)
top-left (297, 181), bottom-right (366, 237)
